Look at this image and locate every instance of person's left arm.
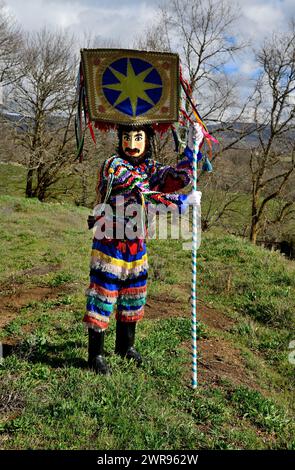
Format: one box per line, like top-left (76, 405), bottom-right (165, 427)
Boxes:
top-left (149, 123), bottom-right (204, 193)
top-left (148, 158), bottom-right (193, 193)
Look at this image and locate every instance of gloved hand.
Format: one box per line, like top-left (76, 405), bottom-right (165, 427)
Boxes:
top-left (187, 190), bottom-right (202, 206)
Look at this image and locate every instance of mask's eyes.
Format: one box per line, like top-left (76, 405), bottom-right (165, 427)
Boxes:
top-left (135, 134), bottom-right (143, 141)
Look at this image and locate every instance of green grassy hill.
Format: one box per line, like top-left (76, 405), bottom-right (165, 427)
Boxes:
top-left (0, 195), bottom-right (294, 450)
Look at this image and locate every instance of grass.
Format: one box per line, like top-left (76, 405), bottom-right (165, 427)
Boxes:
top-left (0, 194), bottom-right (294, 450)
top-left (0, 162), bottom-right (26, 198)
top-left (0, 161), bottom-right (97, 207)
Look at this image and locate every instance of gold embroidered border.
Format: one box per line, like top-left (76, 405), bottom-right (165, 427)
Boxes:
top-left (81, 48), bottom-right (179, 125)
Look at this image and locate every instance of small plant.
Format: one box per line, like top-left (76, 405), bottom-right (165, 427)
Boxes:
top-left (236, 295), bottom-right (293, 328)
top-left (230, 386), bottom-right (290, 433)
top-left (18, 332), bottom-right (48, 359)
top-left (48, 272), bottom-right (74, 287)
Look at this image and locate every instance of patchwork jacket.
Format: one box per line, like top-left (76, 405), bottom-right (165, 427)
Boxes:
top-left (93, 154), bottom-right (193, 248)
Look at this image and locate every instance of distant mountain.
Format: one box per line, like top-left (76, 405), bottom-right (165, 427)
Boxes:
top-left (0, 104), bottom-right (24, 123)
top-left (208, 121), bottom-right (295, 147)
top-left (1, 108), bottom-right (293, 148)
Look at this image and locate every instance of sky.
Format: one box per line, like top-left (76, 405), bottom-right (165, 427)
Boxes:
top-left (4, 0), bottom-right (295, 49)
top-left (2, 0), bottom-right (295, 111)
top-left (4, 0), bottom-right (159, 47)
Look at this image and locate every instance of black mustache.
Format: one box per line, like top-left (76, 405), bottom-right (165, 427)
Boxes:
top-left (125, 148), bottom-right (140, 153)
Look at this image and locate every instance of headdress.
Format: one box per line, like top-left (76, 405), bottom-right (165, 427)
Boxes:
top-left (76, 48), bottom-right (179, 160)
top-left (75, 48), bottom-right (216, 170)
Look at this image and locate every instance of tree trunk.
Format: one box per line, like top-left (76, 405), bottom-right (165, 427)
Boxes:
top-left (250, 191), bottom-right (259, 244)
top-left (250, 220), bottom-right (259, 244)
top-left (36, 178), bottom-right (47, 201)
top-left (37, 188), bottom-right (46, 202)
top-left (26, 168), bottom-right (34, 197)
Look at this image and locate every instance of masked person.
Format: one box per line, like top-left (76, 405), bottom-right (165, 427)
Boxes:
top-left (83, 124), bottom-right (203, 375)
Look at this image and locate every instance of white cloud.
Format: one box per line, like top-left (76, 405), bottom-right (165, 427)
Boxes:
top-left (287, 93), bottom-right (295, 105)
top-left (237, 0), bottom-right (295, 42)
top-left (4, 0), bottom-right (158, 47)
top-left (4, 0), bottom-right (295, 48)
top-left (74, 4), bottom-right (157, 47)
top-left (5, 0), bottom-right (84, 31)
top-left (243, 4), bottom-right (284, 34)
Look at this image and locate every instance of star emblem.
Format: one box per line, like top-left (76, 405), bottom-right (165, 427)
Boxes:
top-left (102, 58), bottom-right (163, 117)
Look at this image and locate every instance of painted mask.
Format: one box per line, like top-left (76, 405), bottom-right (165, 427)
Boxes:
top-left (122, 129), bottom-right (146, 158)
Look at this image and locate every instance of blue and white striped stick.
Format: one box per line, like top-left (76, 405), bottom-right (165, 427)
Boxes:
top-left (191, 135), bottom-right (199, 389)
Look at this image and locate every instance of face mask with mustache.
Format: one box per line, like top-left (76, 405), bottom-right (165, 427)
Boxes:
top-left (121, 130), bottom-right (147, 165)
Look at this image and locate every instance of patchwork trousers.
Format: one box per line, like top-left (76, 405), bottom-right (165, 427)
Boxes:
top-left (83, 238), bottom-right (148, 331)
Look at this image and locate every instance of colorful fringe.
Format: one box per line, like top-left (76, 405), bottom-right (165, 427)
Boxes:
top-left (83, 238), bottom-right (148, 331)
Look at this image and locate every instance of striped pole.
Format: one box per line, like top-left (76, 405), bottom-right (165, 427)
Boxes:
top-left (191, 134), bottom-right (199, 389)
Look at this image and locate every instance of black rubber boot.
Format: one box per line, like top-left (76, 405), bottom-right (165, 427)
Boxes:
top-left (88, 328), bottom-right (111, 375)
top-left (115, 321), bottom-right (142, 366)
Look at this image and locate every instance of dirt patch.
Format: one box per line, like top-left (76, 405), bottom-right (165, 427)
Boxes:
top-left (182, 336), bottom-right (259, 390)
top-left (147, 293), bottom-right (258, 389)
top-left (197, 301), bottom-right (235, 332)
top-left (0, 286), bottom-right (60, 331)
top-left (0, 263), bottom-right (72, 337)
top-left (146, 294), bottom-right (234, 332)
top-left (13, 264), bottom-right (61, 277)
top-left (0, 264), bottom-right (61, 292)
top-left (146, 296), bottom-right (186, 320)
top-left (0, 263), bottom-right (67, 328)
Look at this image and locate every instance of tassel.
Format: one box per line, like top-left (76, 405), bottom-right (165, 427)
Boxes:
top-left (87, 119), bottom-right (96, 145)
top-left (75, 62), bottom-right (87, 162)
top-left (75, 130), bottom-right (85, 162)
top-left (202, 156), bottom-right (213, 172)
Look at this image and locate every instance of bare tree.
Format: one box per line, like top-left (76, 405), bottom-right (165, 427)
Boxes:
top-left (136, 0), bottom-right (244, 156)
top-left (11, 28), bottom-right (77, 201)
top-left (0, 1), bottom-right (22, 89)
top-left (249, 22), bottom-right (295, 244)
top-left (136, 18), bottom-right (170, 53)
top-left (135, 0), bottom-right (256, 233)
top-left (155, 0), bottom-right (245, 125)
top-left (201, 167), bottom-right (246, 233)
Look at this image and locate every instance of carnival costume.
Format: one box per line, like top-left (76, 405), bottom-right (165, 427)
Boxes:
top-left (76, 49), bottom-right (211, 375)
